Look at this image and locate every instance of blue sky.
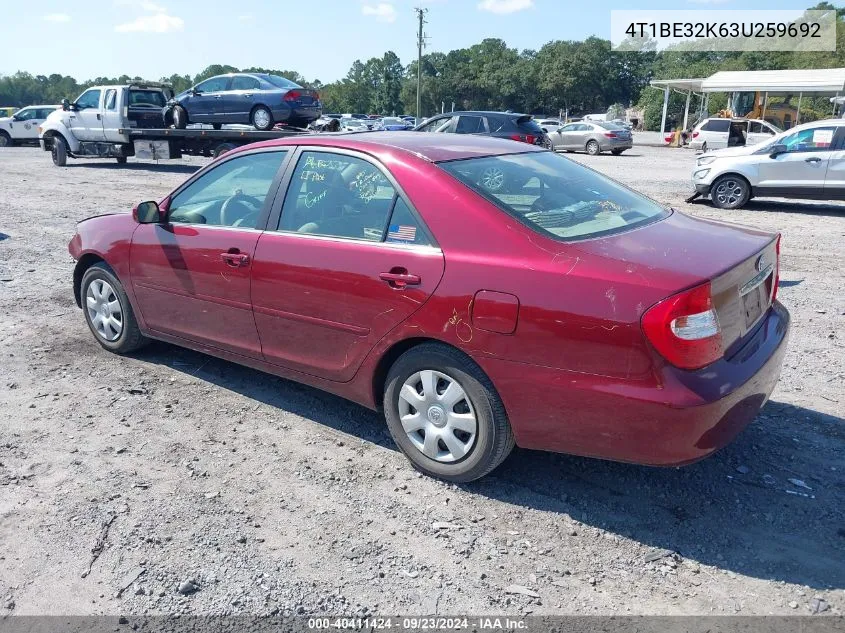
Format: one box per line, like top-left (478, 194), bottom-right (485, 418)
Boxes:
top-left (3, 0), bottom-right (818, 84)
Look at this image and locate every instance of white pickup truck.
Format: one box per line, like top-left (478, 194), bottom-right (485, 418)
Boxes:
top-left (0, 105), bottom-right (59, 147)
top-left (39, 82), bottom-right (309, 167)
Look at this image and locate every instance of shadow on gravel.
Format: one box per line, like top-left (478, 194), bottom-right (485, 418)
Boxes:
top-left (691, 197), bottom-right (845, 217)
top-left (136, 343), bottom-right (844, 589)
top-left (69, 162), bottom-right (201, 174)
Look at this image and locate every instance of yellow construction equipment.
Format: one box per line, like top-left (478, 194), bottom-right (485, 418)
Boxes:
top-left (717, 92), bottom-right (798, 130)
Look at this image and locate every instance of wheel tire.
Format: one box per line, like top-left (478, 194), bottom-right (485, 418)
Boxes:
top-left (212, 123), bottom-right (222, 131)
top-left (611, 148), bottom-right (625, 156)
top-left (115, 156), bottom-right (127, 165)
top-left (251, 106), bottom-right (274, 131)
top-left (383, 343), bottom-right (515, 482)
top-left (0, 131), bottom-right (12, 147)
top-left (81, 263), bottom-right (148, 354)
top-left (52, 136), bottom-right (67, 166)
top-left (710, 174), bottom-right (751, 210)
top-left (212, 143), bottom-right (237, 159)
top-left (586, 140), bottom-right (600, 155)
top-left (172, 106), bottom-right (188, 129)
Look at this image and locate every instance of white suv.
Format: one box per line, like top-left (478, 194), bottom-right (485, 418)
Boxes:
top-left (0, 105), bottom-right (59, 146)
top-left (691, 119), bottom-right (845, 209)
top-left (691, 117), bottom-right (780, 152)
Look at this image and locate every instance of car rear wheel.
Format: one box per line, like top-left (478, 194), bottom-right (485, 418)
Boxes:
top-left (81, 263), bottom-right (148, 354)
top-left (0, 131), bottom-right (12, 147)
top-left (586, 140), bottom-right (600, 155)
top-left (51, 136), bottom-right (67, 166)
top-left (710, 174), bottom-right (751, 210)
top-left (251, 106), bottom-right (274, 131)
top-left (172, 106), bottom-right (188, 129)
top-left (383, 343), bottom-right (515, 482)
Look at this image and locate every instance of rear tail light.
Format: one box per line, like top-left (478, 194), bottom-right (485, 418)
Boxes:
top-left (283, 90), bottom-right (302, 102)
top-left (772, 234), bottom-right (781, 302)
top-left (509, 134), bottom-right (536, 144)
top-left (692, 131), bottom-right (699, 138)
top-left (641, 281), bottom-right (723, 370)
top-left (604, 132), bottom-right (617, 138)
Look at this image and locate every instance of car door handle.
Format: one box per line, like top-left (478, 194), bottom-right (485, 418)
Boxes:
top-left (221, 252), bottom-right (250, 267)
top-left (213, 95), bottom-right (223, 99)
top-left (805, 156), bottom-right (821, 163)
top-left (379, 270), bottom-right (421, 288)
top-left (96, 113), bottom-right (101, 120)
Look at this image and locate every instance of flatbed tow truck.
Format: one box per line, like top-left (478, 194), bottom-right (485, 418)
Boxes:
top-left (39, 82), bottom-right (311, 166)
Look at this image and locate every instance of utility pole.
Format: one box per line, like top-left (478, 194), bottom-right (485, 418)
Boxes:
top-left (415, 7), bottom-right (428, 121)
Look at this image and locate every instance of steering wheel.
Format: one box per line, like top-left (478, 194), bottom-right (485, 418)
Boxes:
top-left (220, 193), bottom-right (262, 227)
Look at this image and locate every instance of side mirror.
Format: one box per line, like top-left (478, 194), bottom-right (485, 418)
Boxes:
top-left (133, 201), bottom-right (162, 224)
top-left (769, 144), bottom-right (787, 158)
top-left (61, 98), bottom-right (71, 111)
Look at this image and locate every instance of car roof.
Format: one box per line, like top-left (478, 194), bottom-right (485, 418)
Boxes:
top-left (240, 131), bottom-right (545, 163)
top-left (19, 104), bottom-right (59, 109)
top-left (429, 110), bottom-right (531, 118)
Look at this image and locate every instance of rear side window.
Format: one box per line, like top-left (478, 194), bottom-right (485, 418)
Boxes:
top-left (455, 115), bottom-right (486, 134)
top-left (232, 76), bottom-right (260, 90)
top-left (104, 90), bottom-right (117, 110)
top-left (386, 198), bottom-right (432, 246)
top-left (439, 151), bottom-right (668, 241)
top-left (702, 119), bottom-right (731, 132)
top-left (267, 75), bottom-right (301, 89)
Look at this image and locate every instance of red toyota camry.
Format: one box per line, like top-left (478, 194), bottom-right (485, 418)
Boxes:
top-left (68, 133), bottom-right (789, 482)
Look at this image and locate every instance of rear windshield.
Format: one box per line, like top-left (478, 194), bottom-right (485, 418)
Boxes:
top-left (129, 90), bottom-right (166, 108)
top-left (438, 151), bottom-right (669, 241)
top-left (266, 75), bottom-right (301, 89)
top-left (596, 121), bottom-right (627, 131)
top-left (516, 117), bottom-right (543, 133)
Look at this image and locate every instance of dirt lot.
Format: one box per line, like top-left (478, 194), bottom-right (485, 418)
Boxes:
top-left (0, 143), bottom-right (843, 617)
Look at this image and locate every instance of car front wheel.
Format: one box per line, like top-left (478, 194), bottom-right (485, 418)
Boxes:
top-left (0, 131), bottom-right (12, 147)
top-left (383, 343), bottom-right (515, 482)
top-left (81, 263), bottom-right (148, 354)
top-left (710, 174), bottom-right (751, 209)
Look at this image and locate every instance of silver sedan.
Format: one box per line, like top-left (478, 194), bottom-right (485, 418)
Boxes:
top-left (547, 121), bottom-right (633, 155)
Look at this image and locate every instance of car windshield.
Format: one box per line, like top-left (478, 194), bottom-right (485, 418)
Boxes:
top-left (439, 151), bottom-right (669, 241)
top-left (266, 75), bottom-right (301, 89)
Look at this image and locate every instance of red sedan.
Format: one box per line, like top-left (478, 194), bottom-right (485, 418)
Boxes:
top-left (69, 133), bottom-right (789, 482)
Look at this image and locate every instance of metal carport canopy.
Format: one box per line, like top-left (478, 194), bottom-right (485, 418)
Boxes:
top-left (700, 68), bottom-right (845, 93)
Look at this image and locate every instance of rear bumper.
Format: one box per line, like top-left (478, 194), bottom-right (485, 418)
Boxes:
top-left (601, 139), bottom-right (633, 150)
top-left (483, 302), bottom-right (790, 466)
top-left (272, 104), bottom-right (321, 124)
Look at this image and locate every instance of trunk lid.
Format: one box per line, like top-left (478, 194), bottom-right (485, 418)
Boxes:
top-left (573, 211), bottom-right (779, 353)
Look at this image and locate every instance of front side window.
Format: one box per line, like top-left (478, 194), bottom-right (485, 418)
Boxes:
top-left (279, 151), bottom-right (398, 241)
top-left (196, 77), bottom-right (230, 93)
top-left (168, 151), bottom-right (287, 228)
top-left (14, 108), bottom-right (37, 121)
top-left (418, 117), bottom-right (452, 133)
top-left (232, 76), bottom-right (260, 91)
top-left (439, 151), bottom-right (669, 241)
top-left (75, 89), bottom-right (101, 110)
top-left (780, 126), bottom-right (837, 153)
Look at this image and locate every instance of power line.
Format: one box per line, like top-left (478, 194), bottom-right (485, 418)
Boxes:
top-left (415, 7), bottom-right (429, 120)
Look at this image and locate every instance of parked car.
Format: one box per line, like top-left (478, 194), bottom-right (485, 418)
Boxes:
top-left (340, 118), bottom-right (371, 131)
top-left (342, 113), bottom-right (370, 120)
top-left (546, 120), bottom-right (633, 155)
top-left (692, 118), bottom-right (844, 209)
top-left (0, 104), bottom-right (59, 147)
top-left (0, 106), bottom-right (18, 118)
top-left (691, 117), bottom-right (781, 152)
top-left (414, 111), bottom-right (550, 149)
top-left (536, 119), bottom-right (562, 132)
top-left (165, 73), bottom-right (321, 131)
top-left (380, 117), bottom-right (413, 131)
top-left (69, 132), bottom-right (788, 482)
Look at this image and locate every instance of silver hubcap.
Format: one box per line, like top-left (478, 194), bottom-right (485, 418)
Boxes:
top-left (254, 109), bottom-right (271, 129)
top-left (587, 142), bottom-right (598, 154)
top-left (715, 179), bottom-right (744, 206)
top-left (85, 279), bottom-right (123, 342)
top-left (398, 370), bottom-right (477, 463)
top-left (480, 167), bottom-right (504, 191)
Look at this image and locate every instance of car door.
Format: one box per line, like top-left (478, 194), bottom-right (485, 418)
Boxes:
top-left (747, 120), bottom-right (777, 146)
top-left (187, 76), bottom-right (231, 124)
top-left (100, 89), bottom-right (123, 142)
top-left (69, 89), bottom-right (106, 142)
top-left (820, 127), bottom-right (845, 199)
top-left (548, 123), bottom-right (575, 150)
top-left (757, 124), bottom-right (839, 197)
top-left (224, 75), bottom-right (261, 123)
top-left (250, 148), bottom-right (445, 381)
top-left (9, 107), bottom-right (40, 140)
top-left (130, 148), bottom-right (291, 358)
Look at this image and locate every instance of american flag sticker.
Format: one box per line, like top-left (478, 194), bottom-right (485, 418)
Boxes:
top-left (387, 224), bottom-right (417, 242)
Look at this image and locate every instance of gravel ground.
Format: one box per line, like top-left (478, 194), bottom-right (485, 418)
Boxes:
top-left (0, 143), bottom-right (843, 617)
